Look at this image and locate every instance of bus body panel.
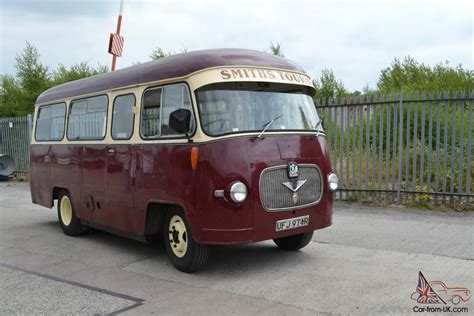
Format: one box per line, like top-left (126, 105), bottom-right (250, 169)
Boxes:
top-left (134, 143), bottom-right (199, 237)
top-left (30, 134), bottom-right (333, 245)
top-left (196, 138), bottom-right (255, 244)
top-left (195, 135), bottom-right (333, 244)
top-left (31, 142), bottom-right (198, 237)
top-left (30, 144), bottom-right (52, 206)
top-left (251, 135), bottom-right (333, 242)
top-left (30, 144), bottom-right (84, 216)
top-left (82, 145), bottom-right (108, 224)
top-left (105, 144), bottom-right (139, 232)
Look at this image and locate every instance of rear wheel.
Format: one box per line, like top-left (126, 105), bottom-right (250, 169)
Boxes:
top-left (451, 295), bottom-right (461, 305)
top-left (164, 208), bottom-right (209, 273)
top-left (273, 231), bottom-right (313, 251)
top-left (58, 191), bottom-right (86, 236)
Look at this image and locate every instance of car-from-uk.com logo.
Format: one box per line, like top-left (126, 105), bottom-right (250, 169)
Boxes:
top-left (411, 271), bottom-right (470, 313)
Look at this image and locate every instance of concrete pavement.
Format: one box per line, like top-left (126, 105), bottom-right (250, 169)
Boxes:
top-left (0, 182), bottom-right (472, 315)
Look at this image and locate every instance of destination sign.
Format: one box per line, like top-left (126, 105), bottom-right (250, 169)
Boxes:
top-left (219, 68), bottom-right (312, 85)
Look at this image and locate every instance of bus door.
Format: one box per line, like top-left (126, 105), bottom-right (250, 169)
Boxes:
top-left (105, 93), bottom-right (137, 232)
top-left (68, 96), bottom-right (109, 224)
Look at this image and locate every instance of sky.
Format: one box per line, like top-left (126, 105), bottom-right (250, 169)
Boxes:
top-left (0, 0), bottom-right (472, 91)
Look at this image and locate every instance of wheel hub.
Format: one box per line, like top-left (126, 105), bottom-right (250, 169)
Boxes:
top-left (168, 215), bottom-right (188, 258)
top-left (60, 196), bottom-right (73, 226)
top-left (172, 228), bottom-right (180, 244)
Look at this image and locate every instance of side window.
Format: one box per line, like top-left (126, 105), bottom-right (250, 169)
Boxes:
top-left (68, 95), bottom-right (108, 140)
top-left (141, 88), bottom-right (162, 138)
top-left (140, 84), bottom-right (194, 139)
top-left (35, 103), bottom-right (66, 141)
top-left (161, 85), bottom-right (194, 136)
top-left (112, 94), bottom-right (135, 140)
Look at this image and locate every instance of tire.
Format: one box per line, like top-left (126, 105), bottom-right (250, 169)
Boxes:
top-left (451, 295), bottom-right (461, 305)
top-left (273, 231), bottom-right (313, 251)
top-left (57, 191), bottom-right (86, 236)
top-left (164, 207), bottom-right (209, 273)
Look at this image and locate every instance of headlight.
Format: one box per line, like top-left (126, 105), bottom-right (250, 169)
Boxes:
top-left (229, 181), bottom-right (248, 203)
top-left (328, 173), bottom-right (338, 191)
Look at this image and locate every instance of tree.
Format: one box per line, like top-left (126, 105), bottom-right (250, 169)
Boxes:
top-left (1, 43), bottom-right (50, 116)
top-left (269, 42), bottom-right (284, 57)
top-left (362, 83), bottom-right (376, 95)
top-left (51, 62), bottom-right (108, 85)
top-left (150, 47), bottom-right (169, 60)
top-left (0, 43), bottom-right (109, 117)
top-left (313, 69), bottom-right (347, 102)
top-left (377, 56), bottom-right (473, 93)
top-left (150, 47), bottom-right (188, 60)
top-left (0, 75), bottom-right (25, 117)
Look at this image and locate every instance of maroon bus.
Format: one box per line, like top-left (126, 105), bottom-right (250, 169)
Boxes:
top-left (30, 49), bottom-right (338, 272)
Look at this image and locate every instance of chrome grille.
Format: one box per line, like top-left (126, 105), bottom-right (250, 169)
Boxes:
top-left (259, 164), bottom-right (323, 211)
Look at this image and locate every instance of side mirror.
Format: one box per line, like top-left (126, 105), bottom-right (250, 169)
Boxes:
top-left (169, 109), bottom-right (192, 135)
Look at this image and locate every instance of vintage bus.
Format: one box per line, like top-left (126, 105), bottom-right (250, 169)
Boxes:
top-left (30, 49), bottom-right (338, 272)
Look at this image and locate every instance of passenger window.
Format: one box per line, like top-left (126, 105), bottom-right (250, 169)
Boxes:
top-left (112, 94), bottom-right (135, 140)
top-left (161, 85), bottom-right (194, 136)
top-left (71, 100), bottom-right (87, 114)
top-left (35, 103), bottom-right (66, 141)
top-left (141, 88), bottom-right (162, 138)
top-left (68, 95), bottom-right (108, 140)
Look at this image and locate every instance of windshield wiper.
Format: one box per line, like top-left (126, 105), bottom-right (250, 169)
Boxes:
top-left (258, 114), bottom-right (283, 138)
top-left (314, 119), bottom-right (324, 136)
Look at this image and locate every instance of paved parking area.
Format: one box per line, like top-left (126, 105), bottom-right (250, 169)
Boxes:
top-left (0, 182), bottom-right (472, 315)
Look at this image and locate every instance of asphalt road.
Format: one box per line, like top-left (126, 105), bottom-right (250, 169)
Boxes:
top-left (0, 182), bottom-right (472, 315)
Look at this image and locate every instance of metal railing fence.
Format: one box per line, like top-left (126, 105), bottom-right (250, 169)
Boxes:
top-left (0, 115), bottom-right (32, 172)
top-left (316, 90), bottom-right (473, 205)
top-left (1, 89), bottom-right (473, 207)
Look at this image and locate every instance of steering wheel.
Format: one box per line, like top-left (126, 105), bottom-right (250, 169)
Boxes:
top-left (203, 119), bottom-right (230, 133)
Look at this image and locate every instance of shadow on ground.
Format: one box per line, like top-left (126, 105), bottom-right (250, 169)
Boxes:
top-left (35, 219), bottom-right (310, 274)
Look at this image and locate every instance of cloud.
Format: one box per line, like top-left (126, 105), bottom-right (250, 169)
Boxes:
top-left (1, 0), bottom-right (472, 91)
top-left (0, 0), bottom-right (114, 18)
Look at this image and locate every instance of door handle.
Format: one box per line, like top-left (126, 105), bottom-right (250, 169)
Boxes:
top-left (107, 147), bottom-right (115, 155)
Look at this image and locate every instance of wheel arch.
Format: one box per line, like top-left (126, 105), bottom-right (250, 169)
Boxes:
top-left (143, 201), bottom-right (195, 243)
top-left (52, 186), bottom-right (69, 206)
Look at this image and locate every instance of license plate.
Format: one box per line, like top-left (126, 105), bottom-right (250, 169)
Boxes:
top-left (276, 215), bottom-right (309, 232)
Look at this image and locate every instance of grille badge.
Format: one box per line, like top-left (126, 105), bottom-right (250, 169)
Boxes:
top-left (287, 162), bottom-right (299, 178)
top-left (282, 179), bottom-right (307, 193)
top-left (282, 180), bottom-right (307, 205)
top-left (292, 192), bottom-right (299, 204)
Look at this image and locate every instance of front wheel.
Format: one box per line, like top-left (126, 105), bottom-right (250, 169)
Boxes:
top-left (164, 208), bottom-right (209, 273)
top-left (273, 231), bottom-right (313, 251)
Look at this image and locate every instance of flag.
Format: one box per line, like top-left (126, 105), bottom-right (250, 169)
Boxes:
top-left (416, 271), bottom-right (446, 304)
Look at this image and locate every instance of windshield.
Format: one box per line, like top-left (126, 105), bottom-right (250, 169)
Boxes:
top-left (196, 82), bottom-right (321, 136)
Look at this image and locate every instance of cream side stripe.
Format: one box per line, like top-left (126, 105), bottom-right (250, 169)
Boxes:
top-left (31, 131), bottom-right (323, 145)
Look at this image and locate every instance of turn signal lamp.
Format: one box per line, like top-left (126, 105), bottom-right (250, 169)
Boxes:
top-left (191, 147), bottom-right (199, 171)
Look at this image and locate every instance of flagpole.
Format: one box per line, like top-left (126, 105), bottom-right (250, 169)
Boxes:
top-left (111, 0), bottom-right (125, 71)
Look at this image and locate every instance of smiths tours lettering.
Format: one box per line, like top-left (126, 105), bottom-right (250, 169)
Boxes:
top-left (220, 68), bottom-right (312, 85)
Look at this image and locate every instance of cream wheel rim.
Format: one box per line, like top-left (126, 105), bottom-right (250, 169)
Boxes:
top-left (168, 215), bottom-right (188, 258)
top-left (60, 196), bottom-right (73, 226)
